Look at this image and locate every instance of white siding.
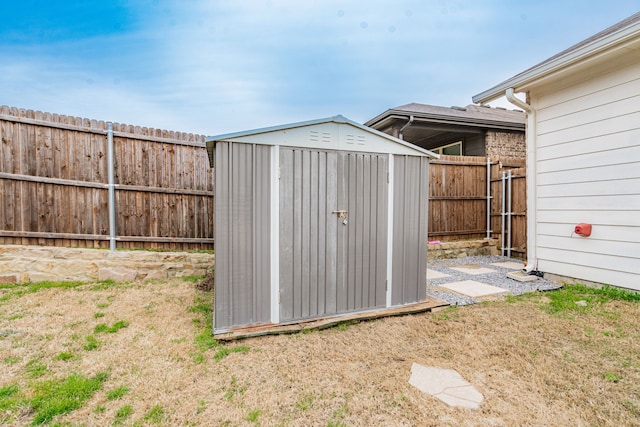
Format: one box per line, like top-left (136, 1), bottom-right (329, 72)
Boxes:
top-left (533, 60), bottom-right (640, 291)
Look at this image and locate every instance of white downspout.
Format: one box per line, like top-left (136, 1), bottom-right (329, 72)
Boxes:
top-left (505, 88), bottom-right (537, 273)
top-left (398, 115), bottom-right (414, 140)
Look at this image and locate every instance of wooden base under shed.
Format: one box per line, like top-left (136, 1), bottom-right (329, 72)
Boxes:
top-left (214, 296), bottom-right (449, 341)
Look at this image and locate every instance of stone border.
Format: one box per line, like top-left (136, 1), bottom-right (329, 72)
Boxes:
top-left (427, 239), bottom-right (499, 259)
top-left (0, 245), bottom-right (214, 284)
top-left (1, 239), bottom-right (497, 285)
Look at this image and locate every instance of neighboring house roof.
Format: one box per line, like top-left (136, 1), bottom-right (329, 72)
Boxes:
top-left (205, 114), bottom-right (438, 168)
top-left (364, 103), bottom-right (525, 149)
top-left (473, 12), bottom-right (640, 104)
top-left (365, 103), bottom-right (525, 131)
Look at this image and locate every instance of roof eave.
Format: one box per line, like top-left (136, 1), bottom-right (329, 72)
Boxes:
top-left (366, 110), bottom-right (525, 131)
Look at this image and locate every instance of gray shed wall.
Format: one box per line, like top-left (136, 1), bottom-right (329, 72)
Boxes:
top-left (391, 155), bottom-right (429, 305)
top-left (214, 142), bottom-right (271, 330)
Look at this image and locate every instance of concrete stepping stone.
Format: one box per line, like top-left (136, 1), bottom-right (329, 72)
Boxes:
top-left (449, 264), bottom-right (496, 275)
top-left (506, 270), bottom-right (538, 282)
top-left (490, 261), bottom-right (525, 270)
top-left (409, 363), bottom-right (483, 409)
top-left (426, 269), bottom-right (450, 280)
top-left (439, 280), bottom-right (509, 298)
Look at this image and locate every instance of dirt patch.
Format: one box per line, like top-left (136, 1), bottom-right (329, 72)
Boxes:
top-left (196, 272), bottom-right (214, 292)
top-left (1, 280), bottom-right (639, 426)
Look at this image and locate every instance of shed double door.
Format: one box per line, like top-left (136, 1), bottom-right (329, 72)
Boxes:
top-left (279, 147), bottom-right (389, 322)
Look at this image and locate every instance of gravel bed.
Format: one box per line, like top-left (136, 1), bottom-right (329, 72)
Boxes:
top-left (426, 255), bottom-right (562, 306)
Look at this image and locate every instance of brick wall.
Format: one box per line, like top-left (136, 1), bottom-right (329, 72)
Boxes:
top-left (485, 131), bottom-right (526, 159)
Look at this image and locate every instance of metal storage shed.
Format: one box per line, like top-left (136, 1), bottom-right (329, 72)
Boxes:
top-left (206, 115), bottom-right (438, 337)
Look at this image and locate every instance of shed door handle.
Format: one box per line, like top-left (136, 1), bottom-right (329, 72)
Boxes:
top-left (332, 210), bottom-right (348, 225)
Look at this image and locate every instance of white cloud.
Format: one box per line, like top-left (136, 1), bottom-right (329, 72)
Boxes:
top-left (1, 0), bottom-right (638, 135)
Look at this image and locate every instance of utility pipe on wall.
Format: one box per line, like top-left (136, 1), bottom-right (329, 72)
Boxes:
top-left (107, 122), bottom-right (116, 251)
top-left (507, 169), bottom-right (512, 258)
top-left (501, 171), bottom-right (506, 257)
top-left (486, 157), bottom-right (491, 239)
top-left (505, 88), bottom-right (536, 272)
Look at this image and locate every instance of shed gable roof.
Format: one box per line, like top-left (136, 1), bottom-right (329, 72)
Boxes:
top-left (205, 115), bottom-right (438, 167)
top-left (473, 12), bottom-right (640, 104)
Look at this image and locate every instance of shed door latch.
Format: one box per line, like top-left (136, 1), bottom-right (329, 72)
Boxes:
top-left (332, 210), bottom-right (348, 225)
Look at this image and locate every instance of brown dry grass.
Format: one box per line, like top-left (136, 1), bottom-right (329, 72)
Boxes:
top-left (1, 278), bottom-right (639, 426)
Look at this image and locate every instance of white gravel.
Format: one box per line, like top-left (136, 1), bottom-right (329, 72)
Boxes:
top-left (426, 255), bottom-right (561, 306)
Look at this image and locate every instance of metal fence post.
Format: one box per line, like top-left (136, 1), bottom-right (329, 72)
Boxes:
top-left (107, 122), bottom-right (116, 251)
top-left (507, 169), bottom-right (512, 258)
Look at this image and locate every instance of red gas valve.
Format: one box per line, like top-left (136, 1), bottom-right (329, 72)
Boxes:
top-left (574, 223), bottom-right (592, 237)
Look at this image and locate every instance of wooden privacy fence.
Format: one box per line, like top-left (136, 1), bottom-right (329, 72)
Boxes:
top-left (0, 106), bottom-right (214, 250)
top-left (429, 154), bottom-right (526, 257)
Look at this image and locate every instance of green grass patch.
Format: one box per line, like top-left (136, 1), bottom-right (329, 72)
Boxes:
top-left (0, 280), bottom-right (86, 303)
top-left (25, 359), bottom-right (48, 378)
top-left (224, 376), bottom-right (247, 401)
top-left (30, 371), bottom-right (109, 425)
top-left (53, 352), bottom-right (75, 362)
top-left (83, 335), bottom-right (100, 351)
top-left (214, 345), bottom-right (249, 362)
top-left (190, 291), bottom-right (231, 362)
top-left (93, 312), bottom-right (105, 319)
top-left (295, 394), bottom-right (314, 412)
top-left (0, 384), bottom-right (19, 399)
top-left (542, 284), bottom-right (640, 316)
top-left (326, 404), bottom-right (349, 427)
top-left (116, 248), bottom-right (214, 254)
top-left (3, 356), bottom-right (21, 365)
top-left (93, 320), bottom-right (129, 334)
top-left (106, 385), bottom-right (130, 401)
top-left (89, 279), bottom-right (116, 291)
top-left (603, 372), bottom-right (621, 382)
top-left (6, 313), bottom-right (24, 320)
top-left (188, 294), bottom-right (212, 318)
top-left (143, 404), bottom-right (165, 424)
top-left (0, 383), bottom-right (24, 422)
top-left (191, 352), bottom-right (206, 364)
top-left (434, 305), bottom-right (460, 321)
top-left (195, 330), bottom-right (217, 352)
top-left (332, 320), bottom-right (359, 331)
top-left (181, 275), bottom-right (205, 283)
top-left (113, 404), bottom-right (133, 425)
top-left (245, 409), bottom-right (261, 423)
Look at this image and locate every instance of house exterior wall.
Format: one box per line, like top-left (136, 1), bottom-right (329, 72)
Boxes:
top-left (485, 131), bottom-right (526, 159)
top-left (531, 57), bottom-right (640, 291)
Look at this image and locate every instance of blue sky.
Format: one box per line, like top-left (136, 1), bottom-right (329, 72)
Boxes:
top-left (1, 1), bottom-right (638, 136)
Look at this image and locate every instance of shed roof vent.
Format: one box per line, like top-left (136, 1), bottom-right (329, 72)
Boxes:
top-left (309, 130), bottom-right (332, 143)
